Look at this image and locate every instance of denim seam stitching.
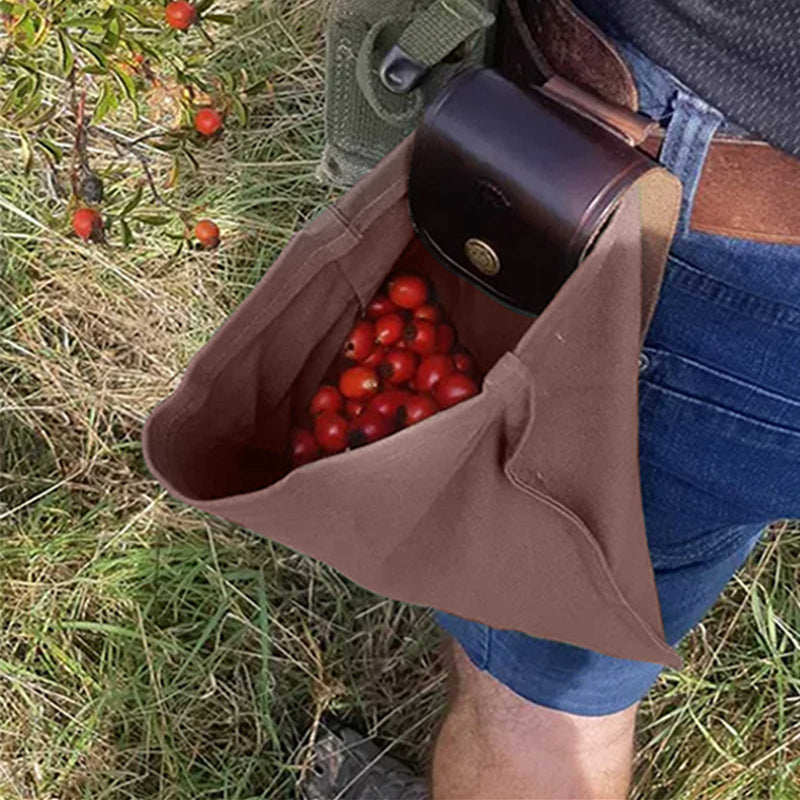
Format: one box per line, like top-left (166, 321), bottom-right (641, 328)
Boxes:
top-left (646, 521), bottom-right (765, 565)
top-left (664, 257), bottom-right (800, 330)
top-left (641, 346), bottom-right (800, 408)
top-left (639, 381), bottom-right (800, 442)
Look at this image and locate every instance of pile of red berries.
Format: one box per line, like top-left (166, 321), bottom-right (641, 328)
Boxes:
top-left (289, 272), bottom-right (481, 468)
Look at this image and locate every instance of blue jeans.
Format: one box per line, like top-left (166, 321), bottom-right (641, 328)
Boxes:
top-left (434, 29), bottom-right (800, 715)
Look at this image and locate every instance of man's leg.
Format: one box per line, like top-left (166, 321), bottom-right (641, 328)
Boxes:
top-left (431, 638), bottom-right (637, 800)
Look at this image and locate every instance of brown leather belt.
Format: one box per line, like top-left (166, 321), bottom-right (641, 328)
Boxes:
top-left (499, 0), bottom-right (800, 245)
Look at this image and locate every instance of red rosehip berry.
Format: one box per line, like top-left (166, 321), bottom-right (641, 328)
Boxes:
top-left (345, 399), bottom-right (366, 419)
top-left (195, 107), bottom-right (223, 136)
top-left (310, 385), bottom-right (343, 416)
top-left (388, 273), bottom-right (429, 310)
top-left (195, 219), bottom-right (220, 249)
top-left (415, 354), bottom-right (454, 393)
top-left (403, 393), bottom-right (439, 426)
top-left (289, 428), bottom-right (320, 467)
top-left (404, 320), bottom-right (437, 356)
top-left (165, 1), bottom-right (196, 30)
top-left (367, 389), bottom-right (409, 422)
top-left (314, 412), bottom-right (349, 454)
top-left (453, 351), bottom-right (477, 374)
top-left (348, 409), bottom-right (392, 448)
top-left (72, 208), bottom-right (102, 241)
top-left (339, 365), bottom-right (380, 400)
top-left (413, 303), bottom-right (442, 323)
top-left (379, 348), bottom-right (418, 385)
top-left (434, 372), bottom-right (479, 409)
top-left (343, 320), bottom-right (375, 362)
top-left (374, 312), bottom-right (405, 347)
top-left (365, 294), bottom-right (398, 319)
top-left (362, 346), bottom-right (386, 369)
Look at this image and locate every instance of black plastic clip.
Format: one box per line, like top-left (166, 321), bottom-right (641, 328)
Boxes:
top-left (380, 45), bottom-right (429, 94)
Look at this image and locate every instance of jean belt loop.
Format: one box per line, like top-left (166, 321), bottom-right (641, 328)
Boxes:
top-left (658, 90), bottom-right (725, 238)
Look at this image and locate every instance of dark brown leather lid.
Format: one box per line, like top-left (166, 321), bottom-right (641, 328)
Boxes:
top-left (408, 68), bottom-right (656, 314)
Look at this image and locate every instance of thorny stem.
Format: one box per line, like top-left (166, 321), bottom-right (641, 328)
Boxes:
top-left (70, 83), bottom-right (90, 196)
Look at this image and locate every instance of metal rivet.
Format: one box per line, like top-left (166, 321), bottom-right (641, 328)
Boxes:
top-left (465, 238), bottom-right (500, 276)
top-left (638, 353), bottom-right (650, 373)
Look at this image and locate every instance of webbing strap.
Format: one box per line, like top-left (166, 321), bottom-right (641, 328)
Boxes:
top-left (397, 0), bottom-right (494, 68)
top-left (355, 0), bottom-right (494, 125)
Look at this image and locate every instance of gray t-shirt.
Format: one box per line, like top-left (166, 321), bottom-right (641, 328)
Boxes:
top-left (573, 0), bottom-right (800, 158)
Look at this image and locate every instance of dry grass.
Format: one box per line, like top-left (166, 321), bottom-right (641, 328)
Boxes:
top-left (1, 1), bottom-right (798, 798)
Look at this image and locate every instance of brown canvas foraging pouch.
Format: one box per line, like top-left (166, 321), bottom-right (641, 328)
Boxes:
top-left (143, 68), bottom-right (683, 667)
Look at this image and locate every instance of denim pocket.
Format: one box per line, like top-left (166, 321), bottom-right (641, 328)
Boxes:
top-left (640, 346), bottom-right (800, 447)
top-left (637, 346), bottom-right (800, 529)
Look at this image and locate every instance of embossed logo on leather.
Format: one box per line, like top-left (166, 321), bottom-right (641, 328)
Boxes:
top-left (476, 179), bottom-right (511, 211)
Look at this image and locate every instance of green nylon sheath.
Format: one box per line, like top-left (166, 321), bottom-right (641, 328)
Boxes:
top-left (320, 0), bottom-right (498, 187)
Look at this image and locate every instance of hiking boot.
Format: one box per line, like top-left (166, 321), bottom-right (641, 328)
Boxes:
top-left (301, 723), bottom-right (429, 800)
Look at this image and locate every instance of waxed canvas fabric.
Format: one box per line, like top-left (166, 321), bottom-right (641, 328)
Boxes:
top-left (143, 136), bottom-right (683, 668)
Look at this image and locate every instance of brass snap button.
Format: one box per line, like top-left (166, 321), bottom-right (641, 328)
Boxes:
top-left (464, 238), bottom-right (500, 276)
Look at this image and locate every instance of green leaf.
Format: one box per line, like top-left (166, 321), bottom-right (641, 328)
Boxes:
top-left (16, 58), bottom-right (42, 76)
top-left (150, 139), bottom-right (181, 152)
top-left (19, 132), bottom-right (34, 175)
top-left (28, 105), bottom-right (57, 128)
top-left (120, 183), bottom-right (143, 217)
top-left (229, 95), bottom-right (248, 127)
top-left (103, 15), bottom-right (121, 50)
top-left (120, 5), bottom-right (159, 28)
top-left (110, 63), bottom-right (135, 102)
top-left (182, 145), bottom-right (199, 173)
top-left (8, 10), bottom-right (31, 49)
top-left (165, 155), bottom-right (180, 190)
top-left (61, 16), bottom-right (107, 33)
top-left (243, 78), bottom-right (269, 96)
top-left (92, 81), bottom-right (117, 123)
top-left (184, 53), bottom-right (207, 67)
top-left (72, 39), bottom-right (108, 68)
top-left (55, 29), bottom-right (75, 76)
top-left (0, 76), bottom-right (32, 116)
top-left (30, 17), bottom-right (50, 49)
top-left (133, 215), bottom-right (171, 226)
top-left (120, 219), bottom-right (134, 247)
top-left (34, 137), bottom-right (63, 163)
top-left (203, 13), bottom-right (235, 24)
top-left (195, 0), bottom-right (217, 13)
top-left (16, 90), bottom-right (43, 123)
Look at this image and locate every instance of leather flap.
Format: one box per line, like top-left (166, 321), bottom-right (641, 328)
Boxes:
top-left (409, 68), bottom-right (657, 314)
